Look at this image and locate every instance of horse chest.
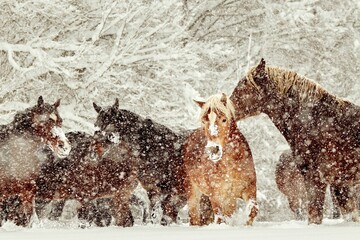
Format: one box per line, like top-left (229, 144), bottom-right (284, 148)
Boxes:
top-left (192, 159), bottom-right (239, 192)
top-left (0, 135), bottom-right (42, 180)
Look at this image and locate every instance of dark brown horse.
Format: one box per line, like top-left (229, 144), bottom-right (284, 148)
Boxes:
top-left (0, 96), bottom-right (71, 226)
top-left (275, 150), bottom-right (360, 220)
top-left (184, 93), bottom-right (258, 226)
top-left (93, 99), bottom-right (188, 225)
top-left (230, 59), bottom-right (360, 224)
top-left (35, 131), bottom-right (138, 227)
top-left (275, 150), bottom-right (308, 220)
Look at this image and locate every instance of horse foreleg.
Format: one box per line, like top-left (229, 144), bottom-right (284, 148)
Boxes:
top-left (208, 198), bottom-right (224, 224)
top-left (199, 194), bottom-right (214, 225)
top-left (19, 194), bottom-right (35, 227)
top-left (275, 151), bottom-right (307, 220)
top-left (146, 188), bottom-right (163, 224)
top-left (77, 202), bottom-right (95, 227)
top-left (304, 170), bottom-right (326, 224)
top-left (240, 181), bottom-right (258, 226)
top-left (112, 191), bottom-right (134, 227)
top-left (332, 184), bottom-right (359, 222)
top-left (93, 198), bottom-right (112, 227)
top-left (161, 194), bottom-right (187, 225)
top-left (187, 184), bottom-right (203, 226)
top-left (329, 186), bottom-right (341, 219)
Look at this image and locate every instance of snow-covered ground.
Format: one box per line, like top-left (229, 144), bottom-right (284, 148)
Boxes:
top-left (1, 220), bottom-right (359, 240)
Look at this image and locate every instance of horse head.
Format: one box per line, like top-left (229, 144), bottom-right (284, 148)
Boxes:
top-left (195, 93), bottom-right (236, 162)
top-left (229, 58), bottom-right (271, 120)
top-left (14, 96), bottom-right (71, 158)
top-left (93, 99), bottom-right (143, 145)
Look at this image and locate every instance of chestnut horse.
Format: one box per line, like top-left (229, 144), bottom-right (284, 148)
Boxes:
top-left (230, 59), bottom-right (360, 224)
top-left (0, 96), bottom-right (71, 226)
top-left (184, 93), bottom-right (258, 226)
top-left (35, 131), bottom-right (138, 227)
top-left (93, 99), bottom-right (188, 225)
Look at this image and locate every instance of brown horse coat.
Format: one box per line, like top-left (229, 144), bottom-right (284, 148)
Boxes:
top-left (184, 94), bottom-right (258, 226)
top-left (230, 59), bottom-right (360, 224)
top-left (0, 96), bottom-right (70, 226)
top-left (36, 131), bottom-right (138, 227)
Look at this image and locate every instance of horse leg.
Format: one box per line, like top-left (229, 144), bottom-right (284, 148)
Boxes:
top-left (93, 198), bottom-right (112, 227)
top-left (329, 186), bottom-right (341, 219)
top-left (161, 193), bottom-right (187, 225)
top-left (1, 196), bottom-right (25, 225)
top-left (304, 169), bottom-right (326, 224)
top-left (49, 200), bottom-right (66, 220)
top-left (275, 151), bottom-right (306, 220)
top-left (187, 184), bottom-right (203, 225)
top-left (77, 202), bottom-right (95, 227)
top-left (241, 186), bottom-right (258, 226)
top-left (0, 200), bottom-right (4, 226)
top-left (112, 191), bottom-right (134, 227)
top-left (129, 193), bottom-right (148, 224)
top-left (147, 188), bottom-right (163, 224)
top-left (19, 193), bottom-right (35, 227)
top-left (208, 198), bottom-right (224, 224)
top-left (332, 184), bottom-right (359, 222)
top-left (34, 198), bottom-right (50, 220)
top-left (199, 194), bottom-right (214, 225)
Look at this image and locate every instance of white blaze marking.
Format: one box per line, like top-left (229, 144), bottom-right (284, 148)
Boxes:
top-left (51, 126), bottom-right (71, 158)
top-left (208, 111), bottom-right (219, 136)
top-left (49, 113), bottom-right (57, 122)
top-left (108, 132), bottom-right (120, 144)
top-left (51, 126), bottom-right (67, 140)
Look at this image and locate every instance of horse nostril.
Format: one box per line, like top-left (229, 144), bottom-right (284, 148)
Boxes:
top-left (58, 141), bottom-right (64, 149)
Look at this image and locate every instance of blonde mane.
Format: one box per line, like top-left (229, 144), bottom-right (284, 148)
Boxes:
top-left (246, 65), bottom-right (345, 104)
top-left (199, 94), bottom-right (236, 121)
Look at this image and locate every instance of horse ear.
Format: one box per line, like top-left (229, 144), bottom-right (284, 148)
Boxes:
top-left (255, 58), bottom-right (266, 74)
top-left (220, 93), bottom-right (227, 106)
top-left (194, 100), bottom-right (205, 108)
top-left (93, 102), bottom-right (101, 113)
top-left (37, 96), bottom-right (44, 107)
top-left (53, 99), bottom-right (61, 108)
top-left (113, 98), bottom-right (119, 109)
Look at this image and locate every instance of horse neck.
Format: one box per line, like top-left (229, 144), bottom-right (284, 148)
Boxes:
top-left (225, 119), bottom-right (242, 144)
top-left (115, 111), bottom-right (143, 145)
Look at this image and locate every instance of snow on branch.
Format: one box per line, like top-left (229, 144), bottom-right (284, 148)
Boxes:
top-left (0, 41), bottom-right (74, 77)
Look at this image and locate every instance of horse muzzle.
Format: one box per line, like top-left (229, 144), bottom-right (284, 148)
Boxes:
top-left (56, 140), bottom-right (72, 158)
top-left (205, 141), bottom-right (223, 162)
top-left (49, 126), bottom-right (72, 158)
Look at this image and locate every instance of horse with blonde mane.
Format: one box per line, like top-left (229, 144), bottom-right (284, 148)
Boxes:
top-left (230, 59), bottom-right (360, 224)
top-left (184, 93), bottom-right (258, 226)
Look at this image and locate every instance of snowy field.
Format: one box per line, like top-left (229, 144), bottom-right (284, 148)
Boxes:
top-left (1, 220), bottom-right (359, 240)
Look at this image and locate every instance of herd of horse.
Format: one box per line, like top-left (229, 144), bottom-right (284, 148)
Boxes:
top-left (0, 59), bottom-right (359, 227)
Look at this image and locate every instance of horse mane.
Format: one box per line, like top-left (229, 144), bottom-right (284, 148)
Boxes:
top-left (200, 94), bottom-right (236, 121)
top-left (11, 108), bottom-right (34, 133)
top-left (246, 66), bottom-right (346, 105)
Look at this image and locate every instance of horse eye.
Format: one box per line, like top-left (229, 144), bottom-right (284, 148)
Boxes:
top-left (222, 119), bottom-right (227, 123)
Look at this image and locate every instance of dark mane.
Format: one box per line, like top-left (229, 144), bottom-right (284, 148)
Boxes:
top-left (93, 101), bottom-right (189, 224)
top-left (10, 102), bottom-right (60, 134)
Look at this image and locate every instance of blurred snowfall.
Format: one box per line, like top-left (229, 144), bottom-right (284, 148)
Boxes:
top-left (0, 0), bottom-right (359, 222)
